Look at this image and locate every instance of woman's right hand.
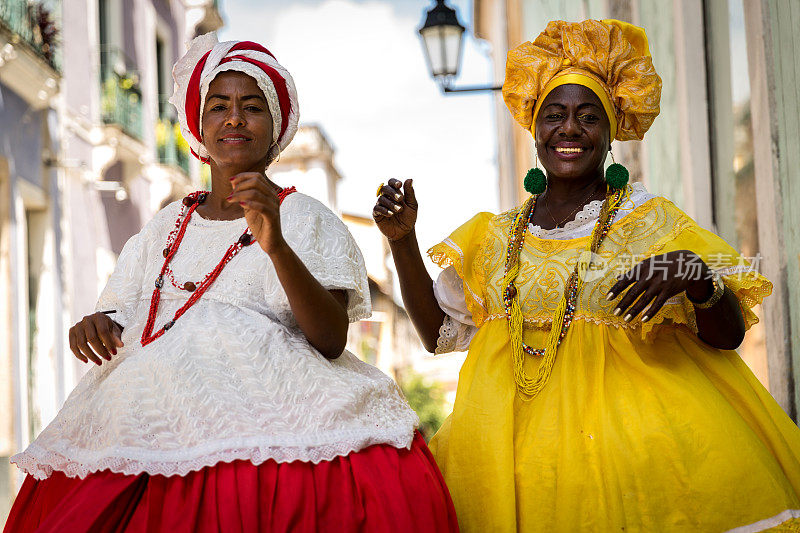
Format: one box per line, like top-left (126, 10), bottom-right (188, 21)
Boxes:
top-left (372, 178), bottom-right (418, 242)
top-left (68, 313), bottom-right (124, 365)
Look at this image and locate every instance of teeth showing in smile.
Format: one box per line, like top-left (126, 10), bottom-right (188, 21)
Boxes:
top-left (555, 147), bottom-right (585, 153)
top-left (222, 137), bottom-right (247, 141)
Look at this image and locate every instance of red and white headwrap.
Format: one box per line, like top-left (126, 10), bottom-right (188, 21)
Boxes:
top-left (170, 32), bottom-right (299, 164)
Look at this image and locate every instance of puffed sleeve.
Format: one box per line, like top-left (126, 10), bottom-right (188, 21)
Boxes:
top-left (640, 200), bottom-right (772, 341)
top-left (94, 230), bottom-right (147, 330)
top-left (281, 194), bottom-right (371, 322)
top-left (432, 266), bottom-right (478, 354)
top-left (427, 212), bottom-right (494, 353)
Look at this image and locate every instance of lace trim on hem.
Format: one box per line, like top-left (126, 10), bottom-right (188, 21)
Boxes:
top-left (12, 427), bottom-right (417, 480)
top-left (724, 509), bottom-right (800, 533)
top-left (722, 272), bottom-right (772, 331)
top-left (428, 238), bottom-right (463, 272)
top-left (482, 307), bottom-right (683, 330)
top-left (434, 315), bottom-right (459, 355)
top-left (480, 305), bottom-right (736, 344)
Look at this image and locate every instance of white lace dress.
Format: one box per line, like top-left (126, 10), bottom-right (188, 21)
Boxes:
top-left (12, 192), bottom-right (419, 480)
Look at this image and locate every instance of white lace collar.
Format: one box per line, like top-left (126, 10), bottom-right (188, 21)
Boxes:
top-left (529, 182), bottom-right (656, 240)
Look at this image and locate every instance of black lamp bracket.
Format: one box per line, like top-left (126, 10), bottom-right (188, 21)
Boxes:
top-left (442, 84), bottom-right (502, 94)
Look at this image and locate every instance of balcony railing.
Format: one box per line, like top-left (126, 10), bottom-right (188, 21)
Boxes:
top-left (0, 0), bottom-right (61, 71)
top-left (156, 116), bottom-right (190, 174)
top-left (100, 47), bottom-right (142, 140)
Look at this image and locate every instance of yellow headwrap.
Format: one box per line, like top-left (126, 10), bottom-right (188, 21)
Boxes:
top-left (502, 19), bottom-right (662, 141)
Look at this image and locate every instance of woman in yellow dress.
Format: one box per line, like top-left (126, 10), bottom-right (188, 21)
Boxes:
top-left (372, 19), bottom-right (800, 532)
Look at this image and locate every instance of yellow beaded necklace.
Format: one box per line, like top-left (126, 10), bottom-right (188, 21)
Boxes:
top-left (502, 184), bottom-right (629, 400)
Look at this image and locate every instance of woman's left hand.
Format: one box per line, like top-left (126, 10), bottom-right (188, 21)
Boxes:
top-left (606, 250), bottom-right (714, 322)
top-left (227, 172), bottom-right (284, 254)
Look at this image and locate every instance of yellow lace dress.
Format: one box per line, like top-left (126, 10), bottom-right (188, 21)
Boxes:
top-left (428, 192), bottom-right (800, 532)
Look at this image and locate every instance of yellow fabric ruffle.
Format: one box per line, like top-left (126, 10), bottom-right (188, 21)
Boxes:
top-left (643, 206), bottom-right (773, 338)
top-left (427, 211), bottom-right (494, 327)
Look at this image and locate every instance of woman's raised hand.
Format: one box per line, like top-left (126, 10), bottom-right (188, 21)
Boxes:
top-left (228, 172), bottom-right (284, 255)
top-left (372, 178), bottom-right (444, 352)
top-left (69, 313), bottom-right (124, 365)
top-left (373, 178), bottom-right (417, 242)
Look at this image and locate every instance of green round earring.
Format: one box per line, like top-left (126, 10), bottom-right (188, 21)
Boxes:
top-left (524, 151), bottom-right (546, 195)
top-left (605, 150), bottom-right (629, 189)
top-left (524, 168), bottom-right (546, 195)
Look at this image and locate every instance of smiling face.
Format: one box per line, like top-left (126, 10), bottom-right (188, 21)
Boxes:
top-left (534, 83), bottom-right (611, 182)
top-left (201, 70), bottom-right (274, 174)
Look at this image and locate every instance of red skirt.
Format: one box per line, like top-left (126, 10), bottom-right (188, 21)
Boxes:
top-left (5, 432), bottom-right (458, 532)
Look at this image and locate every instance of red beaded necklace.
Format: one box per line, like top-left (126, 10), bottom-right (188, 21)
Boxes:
top-left (141, 187), bottom-right (296, 346)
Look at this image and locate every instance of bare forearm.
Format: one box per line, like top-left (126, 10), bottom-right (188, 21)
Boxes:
top-left (388, 231), bottom-right (445, 352)
top-left (268, 241), bottom-right (349, 358)
top-left (692, 285), bottom-right (746, 350)
top-left (373, 179), bottom-right (443, 351)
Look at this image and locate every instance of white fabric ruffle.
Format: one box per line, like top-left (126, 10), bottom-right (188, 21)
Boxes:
top-left (432, 267), bottom-right (477, 354)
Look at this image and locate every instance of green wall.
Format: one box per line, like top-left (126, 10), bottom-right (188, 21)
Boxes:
top-left (636, 0), bottom-right (684, 208)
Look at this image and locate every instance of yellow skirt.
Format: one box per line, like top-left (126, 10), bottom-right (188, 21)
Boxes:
top-left (430, 320), bottom-right (800, 532)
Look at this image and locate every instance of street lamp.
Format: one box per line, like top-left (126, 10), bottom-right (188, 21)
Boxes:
top-left (418, 0), bottom-right (501, 94)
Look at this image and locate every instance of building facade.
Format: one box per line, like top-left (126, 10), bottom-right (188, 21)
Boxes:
top-left (0, 0), bottom-right (222, 519)
top-left (0, 0), bottom-right (62, 518)
top-left (270, 124), bottom-right (434, 386)
top-left (472, 0), bottom-right (800, 420)
top-left (270, 125), bottom-right (460, 416)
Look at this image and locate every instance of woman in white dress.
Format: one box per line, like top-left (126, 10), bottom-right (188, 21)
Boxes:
top-left (5, 34), bottom-right (458, 533)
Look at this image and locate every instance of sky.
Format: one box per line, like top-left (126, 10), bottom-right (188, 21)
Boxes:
top-left (218, 0), bottom-right (500, 253)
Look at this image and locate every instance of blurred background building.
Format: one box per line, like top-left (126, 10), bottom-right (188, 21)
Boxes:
top-left (271, 124), bottom-right (460, 434)
top-left (2, 0), bottom-right (800, 524)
